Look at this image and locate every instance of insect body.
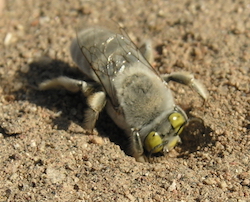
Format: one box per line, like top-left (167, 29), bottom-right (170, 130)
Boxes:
top-left (39, 26), bottom-right (208, 162)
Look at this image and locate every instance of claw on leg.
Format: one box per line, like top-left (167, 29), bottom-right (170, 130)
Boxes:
top-left (161, 72), bottom-right (208, 100)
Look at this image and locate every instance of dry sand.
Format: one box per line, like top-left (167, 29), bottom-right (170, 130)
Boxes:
top-left (0, 0), bottom-right (249, 201)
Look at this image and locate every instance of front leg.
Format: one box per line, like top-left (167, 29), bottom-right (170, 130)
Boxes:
top-left (161, 72), bottom-right (208, 100)
top-left (130, 130), bottom-right (147, 162)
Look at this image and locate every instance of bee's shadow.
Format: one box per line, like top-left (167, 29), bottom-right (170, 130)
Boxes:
top-left (13, 56), bottom-right (130, 153)
top-left (176, 116), bottom-right (215, 158)
top-left (14, 57), bottom-right (84, 130)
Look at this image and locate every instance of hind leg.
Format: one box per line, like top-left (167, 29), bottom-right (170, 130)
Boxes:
top-left (39, 76), bottom-right (106, 130)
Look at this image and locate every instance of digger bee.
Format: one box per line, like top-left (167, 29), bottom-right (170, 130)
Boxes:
top-left (39, 25), bottom-right (208, 162)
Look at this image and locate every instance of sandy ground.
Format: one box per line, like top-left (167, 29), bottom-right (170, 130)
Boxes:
top-left (0, 0), bottom-right (250, 201)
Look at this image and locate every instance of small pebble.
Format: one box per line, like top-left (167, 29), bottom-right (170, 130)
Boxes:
top-left (20, 65), bottom-right (30, 73)
top-left (218, 181), bottom-right (227, 189)
top-left (30, 140), bottom-right (37, 147)
top-left (84, 161), bottom-right (92, 168)
top-left (203, 178), bottom-right (216, 185)
top-left (4, 33), bottom-right (12, 46)
top-left (241, 179), bottom-right (250, 186)
top-left (168, 180), bottom-right (177, 191)
top-left (89, 136), bottom-right (104, 145)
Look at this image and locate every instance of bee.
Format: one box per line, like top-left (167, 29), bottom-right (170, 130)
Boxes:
top-left (39, 26), bottom-right (208, 162)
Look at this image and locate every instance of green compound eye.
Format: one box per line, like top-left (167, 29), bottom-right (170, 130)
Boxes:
top-left (144, 131), bottom-right (163, 153)
top-left (169, 112), bottom-right (186, 135)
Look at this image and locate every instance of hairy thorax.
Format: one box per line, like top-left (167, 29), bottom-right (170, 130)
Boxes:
top-left (114, 67), bottom-right (174, 128)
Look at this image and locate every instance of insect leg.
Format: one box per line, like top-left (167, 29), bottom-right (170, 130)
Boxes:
top-left (39, 76), bottom-right (106, 130)
top-left (39, 76), bottom-right (93, 95)
top-left (161, 72), bottom-right (208, 100)
top-left (130, 130), bottom-right (147, 162)
top-left (83, 91), bottom-right (106, 130)
top-left (139, 40), bottom-right (154, 64)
